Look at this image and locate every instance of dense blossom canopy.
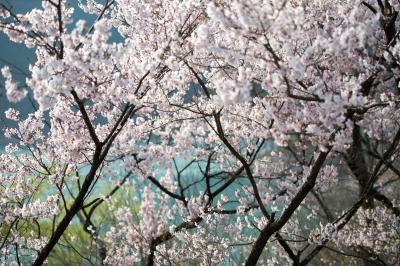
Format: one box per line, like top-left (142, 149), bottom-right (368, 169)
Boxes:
top-left (0, 0), bottom-right (399, 265)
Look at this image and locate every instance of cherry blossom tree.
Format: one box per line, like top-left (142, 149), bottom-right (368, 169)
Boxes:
top-left (0, 0), bottom-right (399, 265)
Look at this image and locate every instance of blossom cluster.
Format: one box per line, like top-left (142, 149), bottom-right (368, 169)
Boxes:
top-left (0, 0), bottom-right (399, 265)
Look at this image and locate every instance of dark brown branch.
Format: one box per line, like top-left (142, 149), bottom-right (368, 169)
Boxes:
top-left (84, 171), bottom-right (132, 220)
top-left (211, 112), bottom-right (299, 263)
top-left (74, 0), bottom-right (114, 50)
top-left (300, 127), bottom-right (400, 265)
top-left (33, 86), bottom-right (141, 265)
top-left (212, 113), bottom-right (267, 214)
top-left (55, 0), bottom-right (64, 59)
top-left (71, 90), bottom-right (102, 147)
top-left (33, 146), bottom-right (102, 266)
top-left (134, 70), bottom-right (151, 95)
top-left (101, 104), bottom-right (130, 146)
top-left (245, 149), bottom-right (331, 266)
top-left (362, 1), bottom-right (377, 14)
top-left (311, 190), bottom-right (334, 222)
top-left (184, 61), bottom-right (211, 99)
top-left (148, 175), bottom-right (186, 202)
top-left (147, 217), bottom-right (202, 266)
top-left (372, 189), bottom-right (400, 216)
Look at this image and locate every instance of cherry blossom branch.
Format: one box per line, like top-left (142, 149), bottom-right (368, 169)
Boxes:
top-left (299, 126), bottom-right (400, 265)
top-left (210, 112), bottom-right (300, 263)
top-left (32, 145), bottom-right (103, 266)
top-left (147, 175), bottom-right (186, 202)
top-left (74, 0), bottom-right (115, 51)
top-left (33, 29), bottom-right (145, 264)
top-left (245, 148), bottom-right (331, 266)
top-left (184, 61), bottom-right (211, 99)
top-left (146, 204), bottom-right (261, 266)
top-left (71, 89), bottom-right (102, 148)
